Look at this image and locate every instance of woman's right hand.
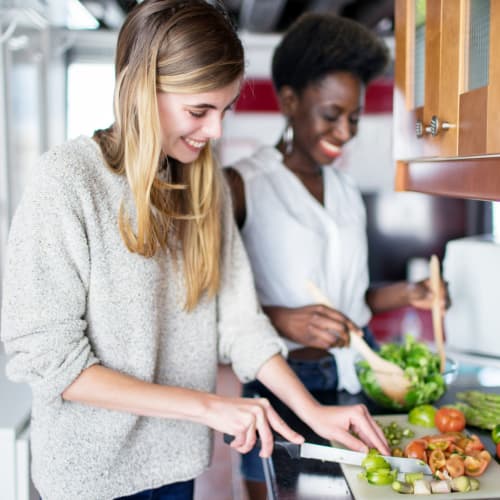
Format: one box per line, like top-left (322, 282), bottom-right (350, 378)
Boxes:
top-left (263, 305), bottom-right (357, 349)
top-left (304, 403), bottom-right (390, 456)
top-left (201, 394), bottom-right (304, 458)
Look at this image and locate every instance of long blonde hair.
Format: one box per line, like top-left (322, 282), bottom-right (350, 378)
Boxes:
top-left (94, 0), bottom-right (244, 310)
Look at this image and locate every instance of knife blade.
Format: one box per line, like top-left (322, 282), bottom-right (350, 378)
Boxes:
top-left (223, 434), bottom-right (431, 474)
top-left (299, 442), bottom-right (432, 474)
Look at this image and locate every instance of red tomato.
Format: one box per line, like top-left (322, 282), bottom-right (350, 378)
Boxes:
top-left (496, 442), bottom-right (500, 458)
top-left (404, 439), bottom-right (427, 462)
top-left (445, 455), bottom-right (465, 478)
top-left (427, 435), bottom-right (453, 451)
top-left (464, 455), bottom-right (489, 477)
top-left (429, 449), bottom-right (446, 474)
top-left (475, 449), bottom-right (492, 464)
top-left (434, 407), bottom-right (466, 433)
top-left (464, 434), bottom-right (485, 454)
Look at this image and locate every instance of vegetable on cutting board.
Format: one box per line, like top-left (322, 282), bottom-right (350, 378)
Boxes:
top-left (391, 475), bottom-right (480, 495)
top-left (492, 423), bottom-right (500, 444)
top-left (403, 431), bottom-right (491, 479)
top-left (358, 449), bottom-right (398, 486)
top-left (408, 404), bottom-right (437, 428)
top-left (353, 415), bottom-right (492, 496)
top-left (376, 419), bottom-right (415, 447)
top-left (453, 391), bottom-right (500, 430)
top-left (434, 407), bottom-right (466, 433)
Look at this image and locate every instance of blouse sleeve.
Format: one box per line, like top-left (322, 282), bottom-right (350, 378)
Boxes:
top-left (1, 158), bottom-right (98, 405)
top-left (216, 181), bottom-right (287, 382)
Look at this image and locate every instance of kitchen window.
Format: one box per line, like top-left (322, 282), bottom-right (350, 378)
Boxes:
top-left (67, 62), bottom-right (114, 139)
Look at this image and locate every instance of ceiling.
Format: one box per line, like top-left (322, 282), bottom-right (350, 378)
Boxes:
top-left (80, 0), bottom-right (395, 34)
top-left (0, 0), bottom-right (394, 36)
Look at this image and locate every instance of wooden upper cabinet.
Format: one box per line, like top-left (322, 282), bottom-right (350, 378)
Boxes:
top-left (394, 0), bottom-right (500, 200)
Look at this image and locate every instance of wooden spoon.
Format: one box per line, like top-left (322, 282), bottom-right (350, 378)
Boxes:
top-left (305, 281), bottom-right (410, 404)
top-left (430, 254), bottom-right (446, 373)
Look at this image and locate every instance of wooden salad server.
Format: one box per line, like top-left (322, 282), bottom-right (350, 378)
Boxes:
top-left (305, 281), bottom-right (410, 404)
top-left (430, 254), bottom-right (446, 373)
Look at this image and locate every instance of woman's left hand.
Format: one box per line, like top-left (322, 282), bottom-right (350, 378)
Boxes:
top-left (304, 403), bottom-right (390, 456)
top-left (408, 278), bottom-right (450, 312)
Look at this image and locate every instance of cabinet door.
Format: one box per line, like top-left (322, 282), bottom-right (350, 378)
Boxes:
top-left (394, 0), bottom-right (500, 200)
top-left (393, 0), bottom-right (427, 159)
top-left (394, 0), bottom-right (461, 159)
top-left (432, 0), bottom-right (461, 157)
top-left (459, 0), bottom-right (500, 155)
top-left (395, 0), bottom-right (499, 158)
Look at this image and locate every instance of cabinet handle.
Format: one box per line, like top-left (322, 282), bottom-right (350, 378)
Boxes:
top-left (415, 120), bottom-right (433, 138)
top-left (429, 115), bottom-right (454, 136)
top-left (416, 120), bottom-right (425, 138)
top-left (416, 117), bottom-right (454, 138)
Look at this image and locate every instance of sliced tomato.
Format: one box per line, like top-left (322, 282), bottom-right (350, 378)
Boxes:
top-left (456, 436), bottom-right (471, 450)
top-left (464, 455), bottom-right (489, 477)
top-left (429, 449), bottom-right (446, 474)
top-left (477, 449), bottom-right (492, 464)
top-left (442, 431), bottom-right (465, 442)
top-left (404, 439), bottom-right (427, 462)
top-left (447, 443), bottom-right (465, 455)
top-left (464, 434), bottom-right (485, 454)
top-left (445, 455), bottom-right (465, 478)
top-left (427, 439), bottom-right (450, 451)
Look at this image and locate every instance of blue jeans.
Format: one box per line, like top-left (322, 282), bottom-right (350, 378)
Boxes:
top-left (240, 327), bottom-right (378, 482)
top-left (41, 481), bottom-right (194, 500)
top-left (115, 479), bottom-right (194, 500)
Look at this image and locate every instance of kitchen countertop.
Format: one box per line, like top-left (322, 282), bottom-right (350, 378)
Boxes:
top-left (0, 350), bottom-right (31, 431)
top-left (257, 384), bottom-right (500, 500)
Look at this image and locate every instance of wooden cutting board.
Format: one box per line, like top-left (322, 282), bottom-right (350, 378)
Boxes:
top-left (341, 414), bottom-right (500, 499)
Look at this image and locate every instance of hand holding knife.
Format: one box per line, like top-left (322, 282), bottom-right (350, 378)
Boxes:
top-left (223, 433), bottom-right (431, 475)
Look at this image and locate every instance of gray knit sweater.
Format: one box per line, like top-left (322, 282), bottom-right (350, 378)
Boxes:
top-left (1, 136), bottom-right (285, 500)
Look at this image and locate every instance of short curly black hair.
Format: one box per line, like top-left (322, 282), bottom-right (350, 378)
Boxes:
top-left (271, 12), bottom-right (390, 93)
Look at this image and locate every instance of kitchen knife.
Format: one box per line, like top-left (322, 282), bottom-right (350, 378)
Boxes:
top-left (223, 434), bottom-right (432, 475)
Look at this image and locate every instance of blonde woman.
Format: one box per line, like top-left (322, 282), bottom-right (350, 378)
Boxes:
top-left (1, 2), bottom-right (388, 499)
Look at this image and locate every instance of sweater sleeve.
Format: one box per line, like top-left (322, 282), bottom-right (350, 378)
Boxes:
top-left (217, 181), bottom-right (287, 382)
top-left (1, 158), bottom-right (98, 404)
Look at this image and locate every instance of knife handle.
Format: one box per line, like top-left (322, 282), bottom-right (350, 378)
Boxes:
top-left (223, 433), bottom-right (235, 445)
top-left (222, 433), bottom-right (300, 459)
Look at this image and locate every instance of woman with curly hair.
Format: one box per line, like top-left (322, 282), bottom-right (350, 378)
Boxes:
top-left (226, 12), bottom-right (445, 499)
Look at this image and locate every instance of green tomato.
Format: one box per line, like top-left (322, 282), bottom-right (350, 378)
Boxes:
top-left (492, 424), bottom-right (500, 444)
top-left (366, 468), bottom-right (398, 486)
top-left (408, 404), bottom-right (437, 427)
top-left (361, 454), bottom-right (391, 473)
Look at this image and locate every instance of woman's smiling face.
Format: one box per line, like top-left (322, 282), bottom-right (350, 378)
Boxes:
top-left (286, 71), bottom-right (364, 169)
top-left (156, 78), bottom-right (241, 163)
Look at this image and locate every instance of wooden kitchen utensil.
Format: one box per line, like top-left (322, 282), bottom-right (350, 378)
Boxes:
top-left (305, 281), bottom-right (410, 404)
top-left (430, 254), bottom-right (446, 373)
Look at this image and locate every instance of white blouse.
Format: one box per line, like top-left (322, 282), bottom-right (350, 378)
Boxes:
top-left (233, 146), bottom-right (372, 392)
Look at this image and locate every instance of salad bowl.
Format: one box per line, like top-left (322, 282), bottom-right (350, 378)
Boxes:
top-left (355, 336), bottom-right (458, 412)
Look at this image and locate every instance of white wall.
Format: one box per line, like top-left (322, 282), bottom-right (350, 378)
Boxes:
top-left (220, 32), bottom-right (395, 191)
top-left (220, 111), bottom-right (395, 191)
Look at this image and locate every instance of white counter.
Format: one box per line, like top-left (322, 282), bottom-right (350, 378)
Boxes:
top-left (0, 350), bottom-right (33, 500)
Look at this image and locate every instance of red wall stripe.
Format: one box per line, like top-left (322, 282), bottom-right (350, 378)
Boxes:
top-left (235, 80), bottom-right (279, 112)
top-left (235, 78), bottom-right (394, 114)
